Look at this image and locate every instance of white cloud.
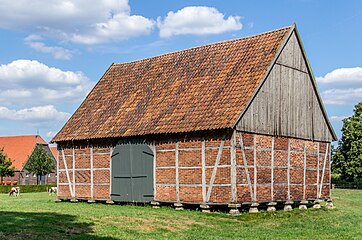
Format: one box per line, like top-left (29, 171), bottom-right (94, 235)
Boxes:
top-left (329, 115), bottom-right (349, 122)
top-left (0, 0), bottom-right (154, 44)
top-left (317, 67), bottom-right (362, 85)
top-left (317, 67), bottom-right (362, 105)
top-left (0, 105), bottom-right (70, 122)
top-left (0, 60), bottom-right (94, 106)
top-left (25, 35), bottom-right (73, 60)
top-left (321, 88), bottom-right (362, 105)
top-left (157, 6), bottom-right (242, 38)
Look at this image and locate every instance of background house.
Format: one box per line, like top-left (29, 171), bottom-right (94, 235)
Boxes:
top-left (0, 135), bottom-right (57, 185)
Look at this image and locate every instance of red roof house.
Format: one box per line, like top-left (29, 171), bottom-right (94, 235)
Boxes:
top-left (0, 135), bottom-right (56, 185)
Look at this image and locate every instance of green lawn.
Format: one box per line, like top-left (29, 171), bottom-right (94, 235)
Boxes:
top-left (0, 189), bottom-right (361, 239)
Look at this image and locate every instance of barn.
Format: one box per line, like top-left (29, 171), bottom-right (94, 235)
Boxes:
top-left (52, 24), bottom-right (336, 213)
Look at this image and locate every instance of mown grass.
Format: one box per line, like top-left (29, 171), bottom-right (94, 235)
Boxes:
top-left (0, 189), bottom-right (361, 239)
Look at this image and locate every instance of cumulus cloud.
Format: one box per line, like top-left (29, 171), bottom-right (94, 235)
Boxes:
top-left (0, 105), bottom-right (70, 122)
top-left (0, 0), bottom-right (154, 44)
top-left (0, 60), bottom-right (94, 106)
top-left (317, 67), bottom-right (362, 85)
top-left (25, 35), bottom-right (73, 60)
top-left (317, 67), bottom-right (362, 105)
top-left (157, 6), bottom-right (242, 38)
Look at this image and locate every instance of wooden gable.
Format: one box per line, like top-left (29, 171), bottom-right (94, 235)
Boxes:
top-left (236, 27), bottom-right (336, 142)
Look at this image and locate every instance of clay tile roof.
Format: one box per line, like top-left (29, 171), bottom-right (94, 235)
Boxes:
top-left (53, 25), bottom-right (292, 142)
top-left (0, 135), bottom-right (47, 171)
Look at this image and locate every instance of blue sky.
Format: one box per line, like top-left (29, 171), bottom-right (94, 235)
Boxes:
top-left (0, 0), bottom-right (361, 142)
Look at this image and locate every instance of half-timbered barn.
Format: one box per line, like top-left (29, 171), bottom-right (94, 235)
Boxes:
top-left (53, 24), bottom-right (336, 212)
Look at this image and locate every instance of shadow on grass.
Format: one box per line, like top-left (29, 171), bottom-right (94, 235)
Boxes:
top-left (0, 211), bottom-right (117, 240)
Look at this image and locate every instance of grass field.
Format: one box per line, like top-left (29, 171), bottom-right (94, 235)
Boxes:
top-left (0, 189), bottom-right (361, 239)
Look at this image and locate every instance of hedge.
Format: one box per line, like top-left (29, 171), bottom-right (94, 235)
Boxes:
top-left (0, 184), bottom-right (56, 194)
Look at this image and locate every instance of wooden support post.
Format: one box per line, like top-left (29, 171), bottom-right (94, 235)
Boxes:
top-left (287, 139), bottom-right (291, 200)
top-left (175, 141), bottom-right (180, 202)
top-left (253, 134), bottom-right (257, 202)
top-left (152, 143), bottom-right (157, 201)
top-left (316, 142), bottom-right (320, 199)
top-left (230, 130), bottom-right (237, 203)
top-left (206, 137), bottom-right (225, 202)
top-left (201, 138), bottom-right (206, 203)
top-left (319, 143), bottom-right (329, 199)
top-left (61, 149), bottom-right (74, 198)
top-left (237, 132), bottom-right (254, 202)
top-left (90, 145), bottom-right (94, 200)
top-left (72, 147), bottom-right (76, 198)
top-left (303, 142), bottom-right (307, 200)
top-left (271, 137), bottom-right (275, 201)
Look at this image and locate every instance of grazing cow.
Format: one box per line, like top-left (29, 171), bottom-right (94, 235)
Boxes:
top-left (48, 187), bottom-right (57, 196)
top-left (9, 187), bottom-right (20, 197)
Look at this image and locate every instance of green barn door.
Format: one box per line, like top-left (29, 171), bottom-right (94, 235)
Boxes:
top-left (111, 143), bottom-right (154, 202)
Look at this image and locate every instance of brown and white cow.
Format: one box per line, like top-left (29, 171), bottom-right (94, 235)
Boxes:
top-left (9, 187), bottom-right (20, 197)
top-left (48, 187), bottom-right (57, 196)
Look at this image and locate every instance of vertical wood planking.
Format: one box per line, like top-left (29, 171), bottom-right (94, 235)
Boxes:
top-left (90, 145), bottom-right (94, 199)
top-left (175, 141), bottom-right (180, 202)
top-left (61, 148), bottom-right (74, 197)
top-left (231, 130), bottom-right (237, 202)
top-left (201, 138), bottom-right (206, 203)
top-left (236, 31), bottom-right (333, 142)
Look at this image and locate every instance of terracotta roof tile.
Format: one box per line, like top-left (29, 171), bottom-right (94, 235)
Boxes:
top-left (0, 135), bottom-right (47, 170)
top-left (53, 26), bottom-right (292, 142)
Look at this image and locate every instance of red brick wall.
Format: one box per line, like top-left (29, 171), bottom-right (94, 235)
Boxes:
top-left (154, 131), bottom-right (331, 203)
top-left (57, 143), bottom-right (111, 200)
top-left (56, 131), bottom-right (331, 204)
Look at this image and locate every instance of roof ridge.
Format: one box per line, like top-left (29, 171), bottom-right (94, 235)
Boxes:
top-left (0, 134), bottom-right (42, 138)
top-left (113, 24), bottom-right (293, 67)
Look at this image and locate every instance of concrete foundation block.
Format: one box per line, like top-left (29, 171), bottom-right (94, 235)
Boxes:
top-left (267, 202), bottom-right (277, 212)
top-left (70, 198), bottom-right (78, 203)
top-left (228, 203), bottom-right (241, 216)
top-left (284, 200), bottom-right (294, 211)
top-left (325, 199), bottom-right (335, 209)
top-left (54, 198), bottom-right (62, 203)
top-left (174, 202), bottom-right (184, 211)
top-left (151, 201), bottom-right (160, 209)
top-left (249, 203), bottom-right (259, 213)
top-left (106, 199), bottom-right (114, 205)
top-left (313, 199), bottom-right (322, 209)
top-left (200, 204), bottom-right (211, 213)
top-left (299, 200), bottom-right (308, 210)
top-left (88, 199), bottom-right (96, 203)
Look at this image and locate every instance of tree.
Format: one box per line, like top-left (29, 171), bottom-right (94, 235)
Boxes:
top-left (332, 102), bottom-right (362, 182)
top-left (24, 144), bottom-right (55, 185)
top-left (0, 147), bottom-right (15, 182)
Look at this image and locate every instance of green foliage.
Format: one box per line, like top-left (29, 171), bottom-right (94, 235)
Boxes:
top-left (332, 102), bottom-right (362, 182)
top-left (0, 184), bottom-right (56, 194)
top-left (24, 144), bottom-right (55, 184)
top-left (0, 148), bottom-right (15, 182)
